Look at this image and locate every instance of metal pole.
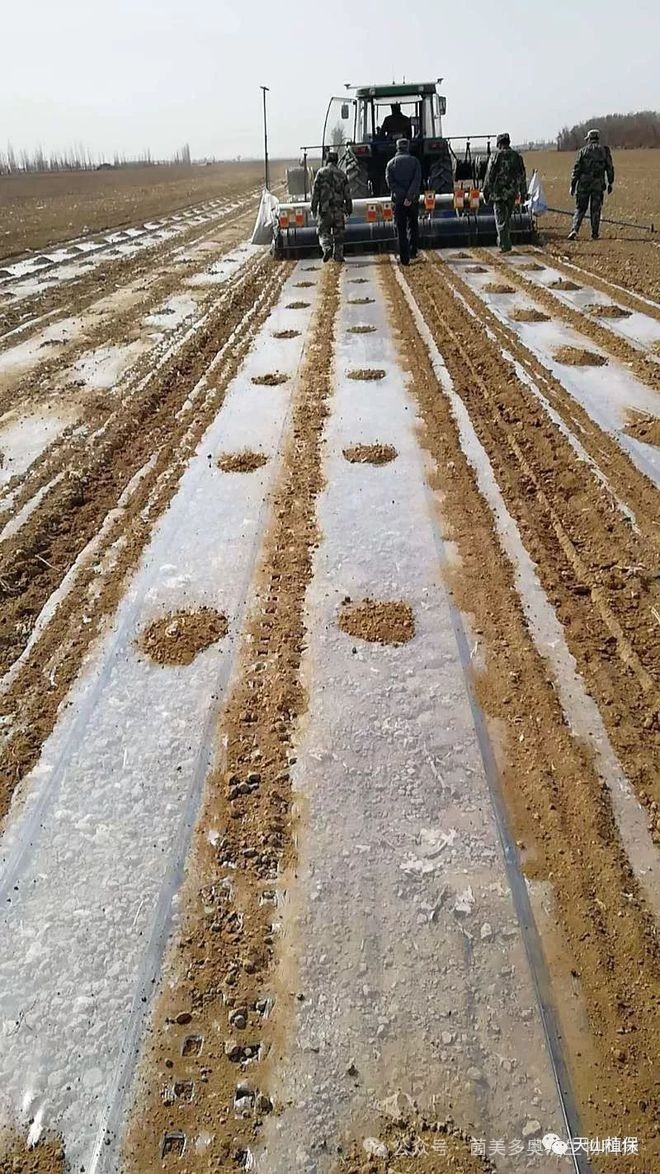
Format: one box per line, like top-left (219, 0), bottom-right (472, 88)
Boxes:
top-left (260, 85), bottom-right (270, 190)
top-left (546, 206), bottom-right (655, 233)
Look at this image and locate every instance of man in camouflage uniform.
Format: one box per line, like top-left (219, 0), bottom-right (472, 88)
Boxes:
top-left (310, 150), bottom-right (353, 262)
top-left (568, 129), bottom-right (614, 241)
top-left (482, 133), bottom-right (528, 252)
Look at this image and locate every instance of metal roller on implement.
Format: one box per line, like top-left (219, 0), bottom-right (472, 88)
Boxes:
top-left (258, 81), bottom-right (537, 258)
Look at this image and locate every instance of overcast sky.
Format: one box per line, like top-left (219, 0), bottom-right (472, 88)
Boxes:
top-left (3, 0), bottom-right (659, 162)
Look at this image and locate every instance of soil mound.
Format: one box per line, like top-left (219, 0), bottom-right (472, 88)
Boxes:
top-left (252, 372), bottom-right (288, 385)
top-left (286, 301), bottom-right (310, 309)
top-left (347, 368), bottom-right (385, 381)
top-left (217, 451), bottom-right (268, 473)
top-left (553, 346), bottom-right (607, 367)
top-left (550, 279), bottom-right (580, 291)
top-left (349, 278), bottom-right (369, 284)
top-left (272, 329), bottom-right (300, 339)
top-left (347, 325), bottom-right (376, 334)
top-left (483, 282), bottom-right (515, 294)
top-left (348, 297), bottom-right (375, 305)
top-left (339, 598), bottom-right (415, 645)
top-left (465, 265), bottom-right (487, 274)
top-left (343, 444), bottom-right (397, 465)
top-left (294, 281), bottom-right (314, 288)
top-left (586, 303), bottom-right (632, 319)
top-left (510, 308), bottom-right (551, 323)
top-left (137, 608), bottom-right (228, 666)
top-left (625, 412), bottom-right (660, 447)
top-left (518, 261), bottom-right (545, 271)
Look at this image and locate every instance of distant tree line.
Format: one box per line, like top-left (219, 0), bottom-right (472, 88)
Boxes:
top-left (557, 111), bottom-right (660, 150)
top-left (0, 142), bottom-right (194, 175)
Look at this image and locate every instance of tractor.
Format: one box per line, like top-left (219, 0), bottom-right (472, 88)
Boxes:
top-left (264, 81), bottom-right (536, 257)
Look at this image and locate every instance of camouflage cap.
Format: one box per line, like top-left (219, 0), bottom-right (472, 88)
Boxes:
top-left (496, 132), bottom-right (511, 147)
top-left (585, 128), bottom-right (600, 141)
top-left (326, 149), bottom-right (339, 163)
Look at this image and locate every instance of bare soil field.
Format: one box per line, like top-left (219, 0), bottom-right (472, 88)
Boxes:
top-left (0, 161), bottom-right (658, 1174)
top-left (0, 160), bottom-right (277, 259)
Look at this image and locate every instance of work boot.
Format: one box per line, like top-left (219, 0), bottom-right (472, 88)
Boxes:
top-left (591, 234), bottom-right (599, 240)
top-left (322, 248), bottom-right (332, 263)
top-left (567, 230), bottom-right (577, 240)
top-left (334, 255), bottom-right (345, 264)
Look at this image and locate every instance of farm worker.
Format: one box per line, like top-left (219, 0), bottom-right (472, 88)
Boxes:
top-left (482, 133), bottom-right (528, 253)
top-left (385, 139), bottom-right (422, 266)
top-left (311, 150), bottom-right (353, 263)
top-left (381, 103), bottom-right (413, 141)
top-left (568, 129), bottom-right (614, 241)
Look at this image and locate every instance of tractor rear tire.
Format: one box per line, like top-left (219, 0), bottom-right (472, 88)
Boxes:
top-left (339, 147), bottom-right (370, 199)
top-left (428, 141), bottom-right (454, 195)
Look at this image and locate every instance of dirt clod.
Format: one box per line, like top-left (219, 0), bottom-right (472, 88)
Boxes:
top-left (339, 599), bottom-right (415, 645)
top-left (553, 346), bottom-right (607, 367)
top-left (251, 372), bottom-right (288, 385)
top-left (272, 329), bottom-right (300, 339)
top-left (625, 411), bottom-right (660, 447)
top-left (465, 265), bottom-right (487, 274)
top-left (483, 282), bottom-right (516, 294)
top-left (137, 608), bottom-right (228, 666)
top-left (509, 308), bottom-right (551, 323)
top-left (343, 444), bottom-right (397, 465)
top-left (346, 368), bottom-right (386, 381)
top-left (217, 451), bottom-right (268, 473)
top-left (348, 297), bottom-right (375, 305)
top-left (347, 325), bottom-right (376, 334)
top-left (586, 303), bottom-right (632, 319)
top-left (550, 278), bottom-right (581, 291)
top-left (518, 261), bottom-right (545, 271)
top-left (286, 300), bottom-right (310, 309)
top-left (294, 281), bottom-right (314, 288)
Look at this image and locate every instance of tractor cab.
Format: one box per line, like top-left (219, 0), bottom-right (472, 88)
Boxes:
top-left (323, 82), bottom-right (453, 197)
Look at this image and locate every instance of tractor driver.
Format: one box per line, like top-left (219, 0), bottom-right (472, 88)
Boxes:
top-left (381, 103), bottom-right (412, 141)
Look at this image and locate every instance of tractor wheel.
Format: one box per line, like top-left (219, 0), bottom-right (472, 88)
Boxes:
top-left (339, 147), bottom-right (370, 199)
top-left (428, 141), bottom-right (454, 194)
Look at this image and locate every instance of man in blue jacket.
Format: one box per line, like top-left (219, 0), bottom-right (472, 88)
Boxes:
top-left (385, 139), bottom-right (422, 265)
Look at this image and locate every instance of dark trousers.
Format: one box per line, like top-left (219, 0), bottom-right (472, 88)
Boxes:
top-left (572, 189), bottom-right (604, 238)
top-left (493, 196), bottom-right (516, 251)
top-left (394, 201), bottom-right (419, 264)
